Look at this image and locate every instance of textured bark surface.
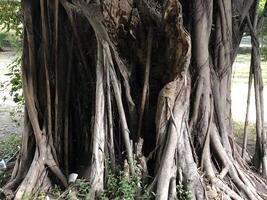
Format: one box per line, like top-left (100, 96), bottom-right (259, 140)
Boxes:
top-left (1, 0), bottom-right (267, 199)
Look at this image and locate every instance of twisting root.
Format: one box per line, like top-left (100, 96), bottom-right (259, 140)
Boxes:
top-left (153, 1), bottom-right (205, 199)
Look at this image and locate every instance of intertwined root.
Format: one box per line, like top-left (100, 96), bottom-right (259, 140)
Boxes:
top-left (3, 0), bottom-right (267, 199)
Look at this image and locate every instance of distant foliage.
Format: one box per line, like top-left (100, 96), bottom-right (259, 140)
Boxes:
top-left (259, 0), bottom-right (266, 13)
top-left (6, 56), bottom-right (23, 104)
top-left (176, 184), bottom-right (193, 200)
top-left (259, 0), bottom-right (267, 60)
top-left (262, 21), bottom-right (267, 60)
top-left (0, 0), bottom-right (22, 40)
top-left (0, 0), bottom-right (23, 104)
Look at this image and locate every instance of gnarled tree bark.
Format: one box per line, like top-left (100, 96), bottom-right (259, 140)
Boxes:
top-left (1, 0), bottom-right (267, 199)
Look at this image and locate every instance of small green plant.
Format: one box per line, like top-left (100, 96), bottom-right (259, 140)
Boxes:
top-left (100, 170), bottom-right (155, 200)
top-left (99, 171), bottom-right (140, 200)
top-left (176, 184), bottom-right (193, 200)
top-left (0, 0), bottom-right (23, 105)
top-left (1, 165), bottom-right (155, 199)
top-left (66, 179), bottom-right (93, 200)
top-left (0, 134), bottom-right (21, 187)
top-left (5, 56), bottom-right (23, 104)
top-left (0, 133), bottom-right (20, 160)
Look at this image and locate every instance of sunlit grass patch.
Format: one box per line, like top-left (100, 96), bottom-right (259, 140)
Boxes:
top-left (233, 121), bottom-right (256, 143)
top-left (232, 53), bottom-right (267, 84)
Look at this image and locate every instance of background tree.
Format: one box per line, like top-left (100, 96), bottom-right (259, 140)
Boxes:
top-left (1, 0), bottom-right (267, 199)
top-left (0, 0), bottom-right (22, 49)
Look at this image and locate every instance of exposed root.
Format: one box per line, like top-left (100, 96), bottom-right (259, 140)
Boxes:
top-left (89, 38), bottom-right (106, 192)
top-left (6, 139), bottom-right (68, 200)
top-left (76, 1), bottom-right (135, 174)
top-left (153, 1), bottom-right (206, 199)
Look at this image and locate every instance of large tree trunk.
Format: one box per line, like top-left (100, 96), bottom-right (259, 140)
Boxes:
top-left (2, 0), bottom-right (267, 199)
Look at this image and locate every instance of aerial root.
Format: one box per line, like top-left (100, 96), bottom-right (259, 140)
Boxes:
top-left (4, 143), bottom-right (68, 200)
top-left (198, 124), bottom-right (266, 199)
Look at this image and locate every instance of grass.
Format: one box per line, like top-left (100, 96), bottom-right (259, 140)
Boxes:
top-left (0, 133), bottom-right (20, 160)
top-left (233, 121), bottom-right (256, 143)
top-left (231, 46), bottom-right (267, 153)
top-left (232, 52), bottom-right (267, 84)
top-left (0, 133), bottom-right (20, 187)
top-left (232, 121), bottom-right (264, 155)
